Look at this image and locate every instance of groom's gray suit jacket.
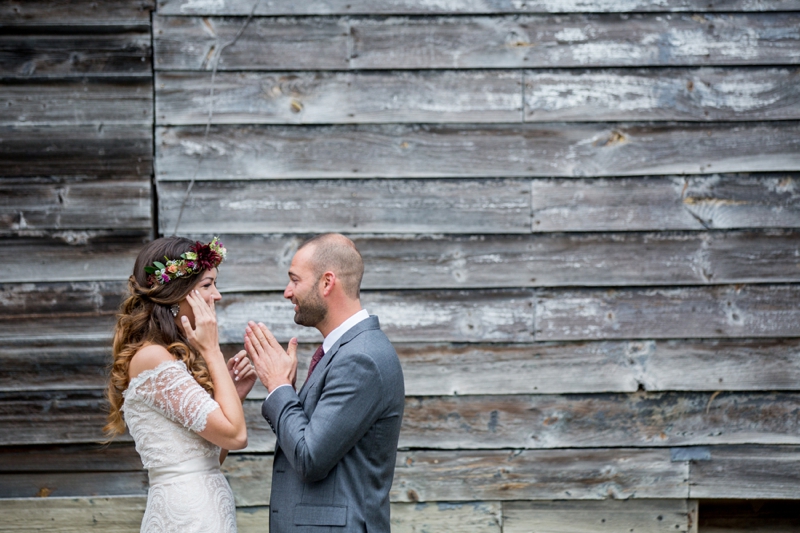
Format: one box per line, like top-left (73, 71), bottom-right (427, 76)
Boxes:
top-left (262, 316), bottom-right (405, 533)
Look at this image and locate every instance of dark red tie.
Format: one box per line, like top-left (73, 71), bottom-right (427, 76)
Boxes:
top-left (307, 345), bottom-right (324, 380)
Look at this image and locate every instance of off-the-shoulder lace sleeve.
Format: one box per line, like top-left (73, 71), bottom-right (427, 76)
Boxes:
top-left (129, 361), bottom-right (220, 433)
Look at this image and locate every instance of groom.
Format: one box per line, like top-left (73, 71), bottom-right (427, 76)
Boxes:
top-left (245, 233), bottom-right (405, 533)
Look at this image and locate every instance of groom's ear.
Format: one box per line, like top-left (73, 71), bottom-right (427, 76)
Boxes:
top-left (320, 271), bottom-right (336, 296)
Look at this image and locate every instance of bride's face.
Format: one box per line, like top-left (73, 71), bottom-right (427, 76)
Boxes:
top-left (175, 269), bottom-right (221, 331)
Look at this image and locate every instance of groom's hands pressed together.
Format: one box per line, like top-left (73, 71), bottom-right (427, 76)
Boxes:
top-left (245, 321), bottom-right (298, 393)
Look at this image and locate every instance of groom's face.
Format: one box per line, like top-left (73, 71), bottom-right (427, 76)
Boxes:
top-left (285, 246), bottom-right (328, 327)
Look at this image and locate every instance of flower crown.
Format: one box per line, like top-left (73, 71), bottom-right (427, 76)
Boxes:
top-left (145, 237), bottom-right (227, 286)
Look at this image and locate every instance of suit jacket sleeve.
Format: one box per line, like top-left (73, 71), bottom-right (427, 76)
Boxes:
top-left (262, 350), bottom-right (384, 482)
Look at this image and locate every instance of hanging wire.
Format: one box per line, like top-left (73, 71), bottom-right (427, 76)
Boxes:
top-left (171, 0), bottom-right (261, 235)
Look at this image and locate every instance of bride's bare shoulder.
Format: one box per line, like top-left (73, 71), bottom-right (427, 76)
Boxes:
top-left (129, 344), bottom-right (177, 380)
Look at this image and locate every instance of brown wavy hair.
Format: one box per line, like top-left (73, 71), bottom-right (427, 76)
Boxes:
top-left (104, 237), bottom-right (215, 438)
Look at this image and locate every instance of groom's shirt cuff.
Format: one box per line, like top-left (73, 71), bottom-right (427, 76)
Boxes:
top-left (266, 383), bottom-right (292, 400)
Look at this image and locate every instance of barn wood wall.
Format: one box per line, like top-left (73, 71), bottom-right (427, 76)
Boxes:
top-left (2, 0), bottom-right (800, 531)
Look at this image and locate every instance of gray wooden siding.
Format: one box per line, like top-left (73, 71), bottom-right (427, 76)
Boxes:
top-left (1, 0), bottom-right (799, 531)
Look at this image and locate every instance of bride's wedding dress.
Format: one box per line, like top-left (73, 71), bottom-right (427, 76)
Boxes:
top-left (122, 360), bottom-right (237, 532)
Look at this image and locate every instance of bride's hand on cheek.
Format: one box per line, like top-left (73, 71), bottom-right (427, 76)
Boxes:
top-left (228, 350), bottom-right (257, 402)
top-left (182, 290), bottom-right (220, 356)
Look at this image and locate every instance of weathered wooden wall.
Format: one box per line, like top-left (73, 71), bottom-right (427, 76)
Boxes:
top-left (2, 0), bottom-right (800, 531)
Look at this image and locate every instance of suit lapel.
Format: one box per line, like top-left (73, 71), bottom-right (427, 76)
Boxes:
top-left (298, 316), bottom-right (380, 401)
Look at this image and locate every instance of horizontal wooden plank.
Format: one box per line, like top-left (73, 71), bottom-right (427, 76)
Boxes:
top-left (0, 125), bottom-right (153, 178)
top-left (0, 443), bottom-right (141, 473)
top-left (531, 174), bottom-right (800, 232)
top-left (203, 231), bottom-right (800, 290)
top-left (525, 67), bottom-right (800, 122)
top-left (350, 14), bottom-right (800, 69)
top-left (6, 337), bottom-right (799, 396)
top-left (0, 497), bottom-right (504, 533)
top-left (0, 28), bottom-right (152, 78)
top-left (0, 497), bottom-right (147, 532)
top-left (154, 14), bottom-right (800, 70)
top-left (1, 78), bottom-right (153, 127)
top-left (155, 122), bottom-right (800, 179)
top-left (0, 1), bottom-right (154, 25)
top-left (689, 445), bottom-right (800, 499)
top-left (216, 289), bottom-right (535, 344)
top-left (157, 0), bottom-right (800, 15)
top-left (0, 448), bottom-right (691, 503)
top-left (398, 392), bottom-right (800, 449)
top-left (0, 180), bottom-right (152, 234)
top-left (0, 233), bottom-right (150, 283)
top-left (0, 229), bottom-right (800, 286)
top-left (0, 315), bottom-right (115, 344)
top-left (0, 390), bottom-right (126, 446)
top-left (153, 16), bottom-right (350, 71)
top-left (19, 388), bottom-right (798, 450)
top-left (504, 499), bottom-right (693, 533)
top-left (155, 70), bottom-right (522, 125)
top-left (399, 339), bottom-right (800, 396)
top-left (536, 285), bottom-right (800, 341)
top-left (155, 67), bottom-right (800, 125)
top-left (392, 448), bottom-right (689, 501)
top-left (0, 281), bottom-right (124, 318)
top-left (160, 178), bottom-right (530, 234)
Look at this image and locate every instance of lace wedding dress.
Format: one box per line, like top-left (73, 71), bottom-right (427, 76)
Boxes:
top-left (122, 360), bottom-right (237, 532)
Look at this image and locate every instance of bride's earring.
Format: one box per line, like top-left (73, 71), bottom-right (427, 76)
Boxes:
top-left (170, 305), bottom-right (180, 318)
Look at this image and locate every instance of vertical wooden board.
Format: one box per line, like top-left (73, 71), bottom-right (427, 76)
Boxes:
top-left (392, 448), bottom-right (689, 501)
top-left (349, 14), bottom-right (800, 69)
top-left (689, 445), bottom-right (800, 499)
top-left (1, 78), bottom-right (153, 127)
top-left (155, 122), bottom-right (800, 180)
top-left (531, 174), bottom-right (800, 232)
top-left (397, 342), bottom-right (641, 395)
top-left (524, 68), bottom-right (800, 122)
top-left (0, 30), bottom-right (152, 78)
top-left (155, 0), bottom-right (800, 15)
top-left (0, 180), bottom-right (152, 234)
top-left (503, 499), bottom-right (692, 533)
top-left (641, 339), bottom-right (800, 392)
top-left (535, 285), bottom-right (800, 341)
top-left (155, 70), bottom-right (523, 125)
top-left (159, 178), bottom-right (531, 235)
top-left (153, 16), bottom-right (350, 71)
top-left (0, 234), bottom-right (150, 283)
top-left (0, 125), bottom-right (153, 178)
top-left (0, 497), bottom-right (146, 533)
top-left (391, 502), bottom-right (502, 533)
top-left (215, 290), bottom-right (535, 344)
top-left (1, 1), bottom-right (154, 24)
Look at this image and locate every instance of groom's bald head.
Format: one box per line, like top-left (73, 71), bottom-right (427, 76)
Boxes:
top-left (298, 233), bottom-right (364, 299)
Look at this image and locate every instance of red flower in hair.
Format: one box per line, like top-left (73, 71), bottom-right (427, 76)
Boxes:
top-left (191, 240), bottom-right (223, 271)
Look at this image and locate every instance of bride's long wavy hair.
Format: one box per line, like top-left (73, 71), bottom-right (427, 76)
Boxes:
top-left (104, 237), bottom-right (215, 438)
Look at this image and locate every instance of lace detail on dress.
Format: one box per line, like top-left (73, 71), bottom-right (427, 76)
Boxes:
top-left (122, 360), bottom-right (221, 469)
top-left (126, 360), bottom-right (219, 432)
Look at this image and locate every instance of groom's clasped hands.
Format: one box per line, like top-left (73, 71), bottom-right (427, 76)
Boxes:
top-left (244, 321), bottom-right (299, 393)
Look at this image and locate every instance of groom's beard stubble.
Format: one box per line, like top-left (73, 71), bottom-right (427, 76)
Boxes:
top-left (294, 287), bottom-right (327, 328)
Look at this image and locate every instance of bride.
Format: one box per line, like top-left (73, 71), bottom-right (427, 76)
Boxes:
top-left (104, 236), bottom-right (256, 532)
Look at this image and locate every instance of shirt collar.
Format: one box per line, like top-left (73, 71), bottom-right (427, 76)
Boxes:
top-left (322, 309), bottom-right (370, 354)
